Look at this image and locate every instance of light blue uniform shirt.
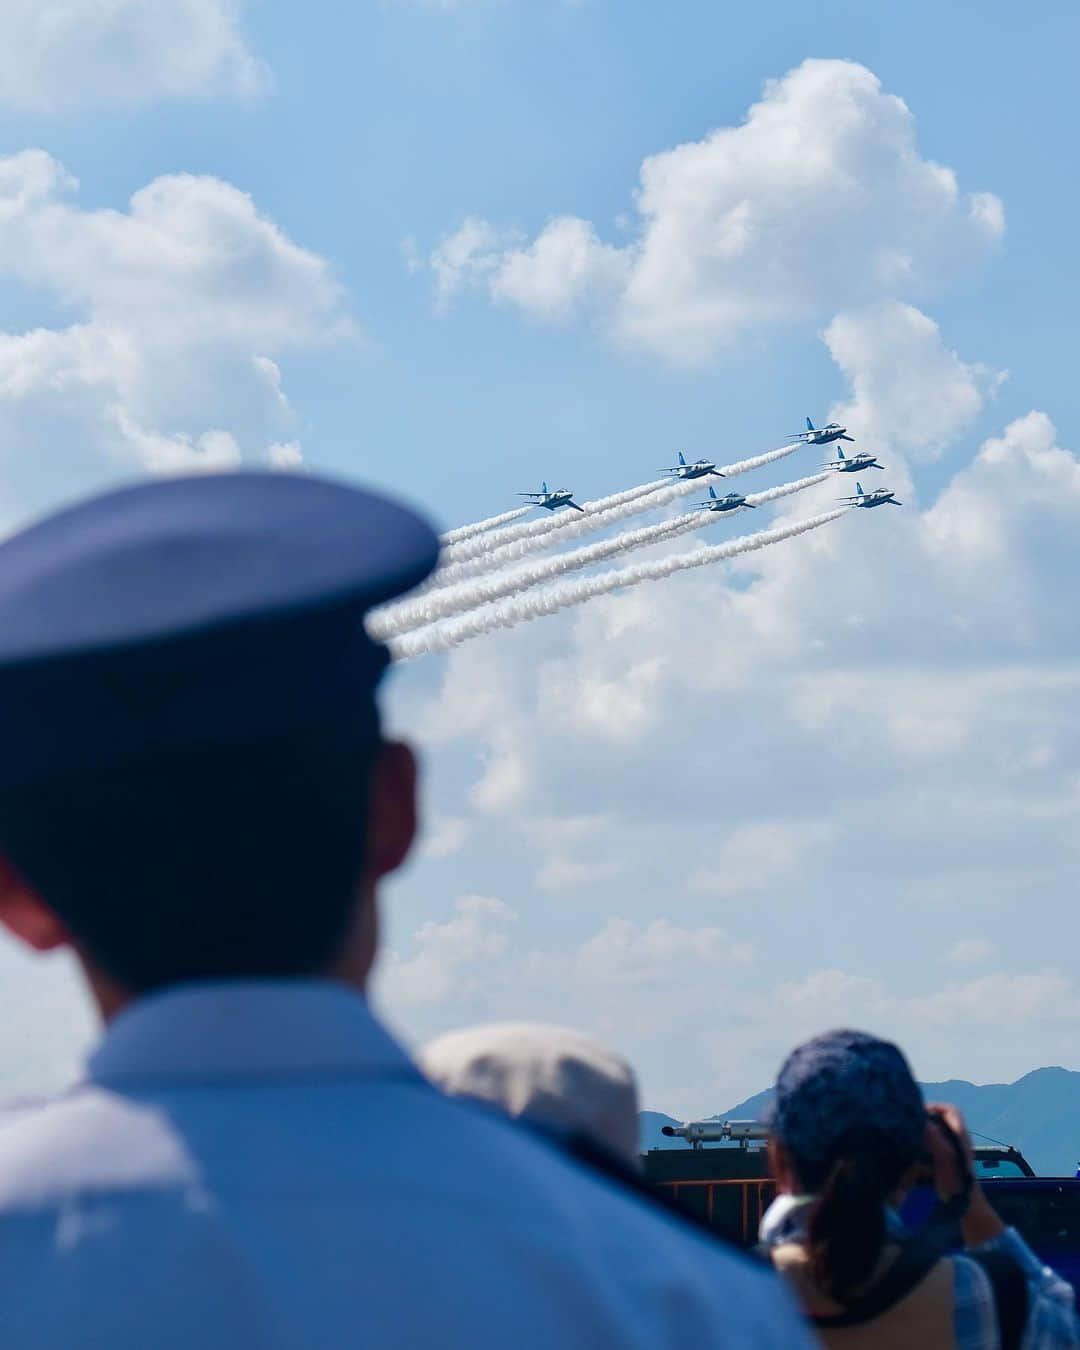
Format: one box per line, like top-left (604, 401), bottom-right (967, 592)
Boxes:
top-left (0, 981), bottom-right (811, 1348)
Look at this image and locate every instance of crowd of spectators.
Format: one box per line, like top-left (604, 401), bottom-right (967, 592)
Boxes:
top-left (0, 470), bottom-right (1074, 1346)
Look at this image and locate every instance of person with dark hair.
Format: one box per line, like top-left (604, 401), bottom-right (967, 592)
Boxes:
top-left (0, 471), bottom-right (811, 1349)
top-left (761, 1028), bottom-right (1080, 1347)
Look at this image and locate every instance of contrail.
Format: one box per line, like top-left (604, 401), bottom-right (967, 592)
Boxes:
top-left (388, 506), bottom-right (848, 660)
top-left (375, 514), bottom-right (696, 640)
top-left (440, 477), bottom-right (669, 567)
top-left (372, 472), bottom-right (830, 639)
top-left (441, 504), bottom-right (531, 545)
top-left (433, 441), bottom-right (805, 587)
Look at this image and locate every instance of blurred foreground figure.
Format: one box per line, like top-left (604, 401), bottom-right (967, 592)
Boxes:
top-left (761, 1028), bottom-right (1080, 1348)
top-left (420, 1021), bottom-right (641, 1167)
top-left (0, 473), bottom-right (809, 1349)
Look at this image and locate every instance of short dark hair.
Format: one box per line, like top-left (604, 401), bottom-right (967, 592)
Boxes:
top-left (0, 724), bottom-right (379, 993)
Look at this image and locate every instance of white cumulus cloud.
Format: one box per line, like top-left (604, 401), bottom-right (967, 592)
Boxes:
top-left (0, 150), bottom-right (348, 523)
top-left (0, 0), bottom-right (269, 112)
top-left (825, 302), bottom-right (1002, 461)
top-left (426, 59), bottom-right (1003, 362)
top-left (378, 895), bottom-right (516, 1010)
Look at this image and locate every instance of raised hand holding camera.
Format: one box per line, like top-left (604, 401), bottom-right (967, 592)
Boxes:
top-left (924, 1103), bottom-right (1006, 1247)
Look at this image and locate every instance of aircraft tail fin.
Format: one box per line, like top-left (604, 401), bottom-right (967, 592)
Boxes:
top-left (806, 417), bottom-right (814, 431)
top-left (856, 482), bottom-right (864, 495)
top-left (837, 446), bottom-right (846, 460)
top-left (678, 452), bottom-right (686, 465)
top-left (541, 480), bottom-right (548, 494)
top-left (709, 485), bottom-right (717, 499)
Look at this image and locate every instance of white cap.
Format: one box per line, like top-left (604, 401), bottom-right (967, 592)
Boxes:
top-left (419, 1022), bottom-right (641, 1168)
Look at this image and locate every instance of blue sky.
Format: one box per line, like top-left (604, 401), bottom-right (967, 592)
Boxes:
top-left (7, 0), bottom-right (1079, 512)
top-left (0, 0), bottom-right (1078, 1120)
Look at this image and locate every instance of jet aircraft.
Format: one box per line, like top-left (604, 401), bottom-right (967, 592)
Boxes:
top-left (826, 446), bottom-right (884, 473)
top-left (518, 481), bottom-right (584, 513)
top-left (841, 482), bottom-right (901, 509)
top-left (697, 485), bottom-right (756, 513)
top-left (663, 451), bottom-right (724, 480)
top-left (793, 417), bottom-right (854, 446)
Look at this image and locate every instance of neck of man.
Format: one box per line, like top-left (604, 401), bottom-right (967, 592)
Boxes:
top-left (78, 880), bottom-right (380, 1024)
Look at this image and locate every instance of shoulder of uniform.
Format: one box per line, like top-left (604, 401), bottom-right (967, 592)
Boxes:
top-left (0, 1095), bottom-right (48, 1124)
top-left (0, 1086), bottom-right (197, 1213)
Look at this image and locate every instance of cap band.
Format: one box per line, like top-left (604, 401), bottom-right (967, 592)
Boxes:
top-left (0, 608), bottom-right (386, 788)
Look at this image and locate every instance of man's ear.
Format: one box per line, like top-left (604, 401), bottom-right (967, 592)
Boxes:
top-left (367, 740), bottom-right (418, 881)
top-left (0, 855), bottom-right (69, 952)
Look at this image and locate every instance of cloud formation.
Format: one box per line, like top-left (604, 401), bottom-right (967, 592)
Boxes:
top-left (426, 59), bottom-right (1003, 362)
top-left (825, 302), bottom-right (1002, 461)
top-left (0, 151), bottom-right (347, 523)
top-left (377, 892), bottom-right (1080, 1118)
top-left (0, 1), bottom-right (268, 111)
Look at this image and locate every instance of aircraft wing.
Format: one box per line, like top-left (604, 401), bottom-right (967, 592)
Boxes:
top-left (567, 500), bottom-right (585, 513)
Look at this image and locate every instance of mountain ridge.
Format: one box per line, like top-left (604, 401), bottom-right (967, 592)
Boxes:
top-left (640, 1065), bottom-right (1080, 1176)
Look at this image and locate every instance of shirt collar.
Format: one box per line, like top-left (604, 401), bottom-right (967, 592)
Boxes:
top-left (86, 979), bottom-right (421, 1088)
top-left (759, 1193), bottom-right (909, 1247)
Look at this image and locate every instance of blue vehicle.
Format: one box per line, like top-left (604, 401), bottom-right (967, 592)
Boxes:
top-left (902, 1155), bottom-right (1080, 1295)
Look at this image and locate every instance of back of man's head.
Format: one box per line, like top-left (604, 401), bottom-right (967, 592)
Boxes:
top-left (0, 724), bottom-right (378, 993)
top-left (0, 471), bottom-right (439, 998)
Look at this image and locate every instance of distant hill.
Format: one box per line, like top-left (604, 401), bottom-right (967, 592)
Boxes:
top-left (640, 1110), bottom-right (682, 1151)
top-left (640, 1067), bottom-right (1080, 1176)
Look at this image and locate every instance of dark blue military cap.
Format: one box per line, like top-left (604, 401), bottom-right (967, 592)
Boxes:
top-left (0, 472), bottom-right (439, 788)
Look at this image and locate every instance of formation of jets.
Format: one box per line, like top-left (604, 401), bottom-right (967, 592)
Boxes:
top-left (515, 416), bottom-right (900, 519)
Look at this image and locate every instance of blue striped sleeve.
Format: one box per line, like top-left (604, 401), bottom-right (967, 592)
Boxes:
top-left (966, 1227), bottom-right (1080, 1347)
top-left (953, 1254), bottom-right (998, 1350)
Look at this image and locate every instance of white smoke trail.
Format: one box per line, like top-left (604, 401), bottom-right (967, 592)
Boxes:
top-left (374, 514), bottom-right (696, 640)
top-left (440, 504), bottom-right (531, 545)
top-left (432, 440), bottom-right (805, 587)
top-left (388, 506), bottom-right (849, 661)
top-left (440, 476), bottom-right (670, 567)
top-left (747, 470), bottom-right (831, 506)
top-left (372, 472), bottom-right (830, 639)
